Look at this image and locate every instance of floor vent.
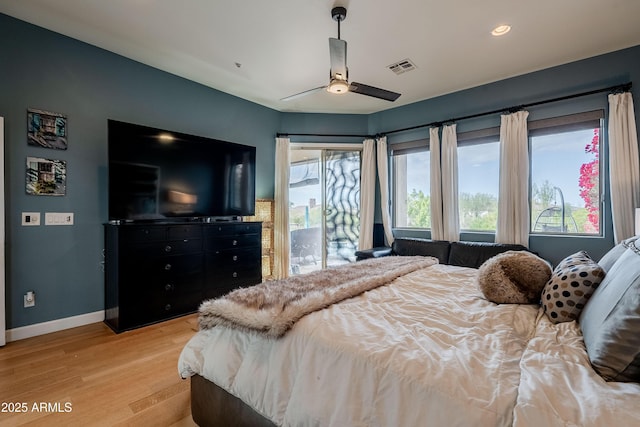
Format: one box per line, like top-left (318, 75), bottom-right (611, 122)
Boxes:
top-left (388, 59), bottom-right (417, 75)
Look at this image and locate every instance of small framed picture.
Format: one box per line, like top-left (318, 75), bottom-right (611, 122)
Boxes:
top-left (27, 108), bottom-right (68, 150)
top-left (26, 157), bottom-right (67, 196)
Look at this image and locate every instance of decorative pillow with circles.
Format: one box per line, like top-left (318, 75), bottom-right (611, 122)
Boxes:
top-left (541, 251), bottom-right (606, 323)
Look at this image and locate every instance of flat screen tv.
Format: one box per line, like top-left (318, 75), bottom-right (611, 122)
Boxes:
top-left (108, 120), bottom-right (255, 222)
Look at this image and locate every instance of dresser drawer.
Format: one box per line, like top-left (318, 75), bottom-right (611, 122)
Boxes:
top-left (121, 290), bottom-right (202, 326)
top-left (168, 225), bottom-right (201, 240)
top-left (123, 226), bottom-right (167, 242)
top-left (124, 238), bottom-right (202, 256)
top-left (205, 233), bottom-right (260, 251)
top-left (205, 223), bottom-right (261, 237)
top-left (150, 290), bottom-right (202, 318)
top-left (131, 271), bottom-right (203, 295)
top-left (202, 269), bottom-right (262, 299)
top-left (206, 247), bottom-right (261, 268)
top-left (123, 253), bottom-right (203, 279)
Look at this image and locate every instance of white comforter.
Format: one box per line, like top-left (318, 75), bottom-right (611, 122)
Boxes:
top-left (514, 313), bottom-right (640, 426)
top-left (178, 263), bottom-right (640, 427)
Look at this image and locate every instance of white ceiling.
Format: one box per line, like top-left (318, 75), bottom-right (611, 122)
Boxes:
top-left (2, 0), bottom-right (640, 114)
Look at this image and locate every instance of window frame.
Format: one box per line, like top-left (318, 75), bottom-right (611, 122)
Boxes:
top-left (390, 138), bottom-right (430, 229)
top-left (528, 109), bottom-right (605, 237)
top-left (456, 129), bottom-right (501, 232)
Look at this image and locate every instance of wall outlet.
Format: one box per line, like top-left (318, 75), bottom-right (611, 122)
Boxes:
top-left (24, 291), bottom-right (35, 308)
top-left (22, 212), bottom-right (41, 226)
top-left (45, 212), bottom-right (74, 225)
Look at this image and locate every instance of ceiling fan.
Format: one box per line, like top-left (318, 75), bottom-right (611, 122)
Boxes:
top-left (281, 6), bottom-right (401, 102)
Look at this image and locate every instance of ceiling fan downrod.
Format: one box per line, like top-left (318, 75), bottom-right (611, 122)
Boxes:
top-left (331, 6), bottom-right (347, 40)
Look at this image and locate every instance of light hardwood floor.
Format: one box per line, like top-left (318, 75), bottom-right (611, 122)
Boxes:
top-left (0, 314), bottom-right (200, 427)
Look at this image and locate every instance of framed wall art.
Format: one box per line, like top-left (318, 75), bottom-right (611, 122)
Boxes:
top-left (27, 108), bottom-right (68, 150)
top-left (26, 156), bottom-right (66, 196)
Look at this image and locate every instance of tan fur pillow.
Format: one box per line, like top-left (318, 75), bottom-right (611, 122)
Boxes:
top-left (477, 251), bottom-right (552, 304)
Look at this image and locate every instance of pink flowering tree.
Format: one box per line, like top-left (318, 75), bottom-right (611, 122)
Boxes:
top-left (578, 129), bottom-right (600, 232)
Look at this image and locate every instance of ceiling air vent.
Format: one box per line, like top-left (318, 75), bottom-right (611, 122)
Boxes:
top-left (388, 59), bottom-right (416, 75)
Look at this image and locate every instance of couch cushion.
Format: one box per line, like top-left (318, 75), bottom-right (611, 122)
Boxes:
top-left (354, 247), bottom-right (393, 260)
top-left (447, 241), bottom-right (529, 269)
top-left (579, 240), bottom-right (640, 382)
top-left (477, 251), bottom-right (552, 304)
top-left (391, 238), bottom-right (450, 264)
top-left (541, 251), bottom-right (605, 324)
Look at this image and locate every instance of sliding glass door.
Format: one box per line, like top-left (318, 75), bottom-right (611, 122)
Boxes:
top-left (289, 146), bottom-right (361, 275)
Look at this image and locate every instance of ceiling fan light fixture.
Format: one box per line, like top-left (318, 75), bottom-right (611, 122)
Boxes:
top-left (327, 78), bottom-right (349, 94)
top-left (491, 24), bottom-right (511, 36)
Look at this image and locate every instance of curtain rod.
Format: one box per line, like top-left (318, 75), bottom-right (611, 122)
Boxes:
top-left (276, 82), bottom-right (632, 140)
top-left (276, 132), bottom-right (372, 138)
top-left (381, 82), bottom-right (632, 137)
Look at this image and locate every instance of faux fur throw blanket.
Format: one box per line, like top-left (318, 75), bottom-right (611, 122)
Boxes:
top-left (199, 256), bottom-right (438, 338)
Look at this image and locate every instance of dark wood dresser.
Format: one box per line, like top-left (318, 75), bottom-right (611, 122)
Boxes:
top-left (104, 221), bottom-right (262, 332)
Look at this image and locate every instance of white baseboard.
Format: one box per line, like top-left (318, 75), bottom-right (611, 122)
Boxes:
top-left (5, 310), bottom-right (105, 342)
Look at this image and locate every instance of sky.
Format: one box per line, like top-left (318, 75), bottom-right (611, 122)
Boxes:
top-left (406, 128), bottom-right (597, 207)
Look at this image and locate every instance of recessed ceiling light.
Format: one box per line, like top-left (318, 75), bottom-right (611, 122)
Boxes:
top-left (491, 24), bottom-right (511, 36)
top-left (158, 133), bottom-right (175, 143)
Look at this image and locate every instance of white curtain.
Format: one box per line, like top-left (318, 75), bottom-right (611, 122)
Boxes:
top-left (274, 137), bottom-right (290, 279)
top-left (608, 92), bottom-right (640, 243)
top-left (441, 124), bottom-right (460, 241)
top-left (496, 110), bottom-right (530, 246)
top-left (429, 127), bottom-right (444, 240)
top-left (376, 136), bottom-right (394, 245)
top-left (359, 139), bottom-right (376, 249)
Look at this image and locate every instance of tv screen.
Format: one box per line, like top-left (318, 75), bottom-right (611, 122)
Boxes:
top-left (108, 120), bottom-right (255, 222)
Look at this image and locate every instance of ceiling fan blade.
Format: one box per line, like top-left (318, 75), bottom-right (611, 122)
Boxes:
top-left (348, 82), bottom-right (401, 101)
top-left (329, 37), bottom-right (347, 79)
top-left (280, 85), bottom-right (327, 102)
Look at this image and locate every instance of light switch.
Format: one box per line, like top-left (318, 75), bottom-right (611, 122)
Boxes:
top-left (22, 212), bottom-right (41, 226)
top-left (45, 212), bottom-right (74, 225)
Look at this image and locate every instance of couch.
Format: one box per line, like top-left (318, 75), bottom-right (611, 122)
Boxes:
top-left (355, 237), bottom-right (531, 269)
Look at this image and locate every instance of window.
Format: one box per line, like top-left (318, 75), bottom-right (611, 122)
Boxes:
top-left (389, 110), bottom-right (603, 236)
top-left (392, 141), bottom-right (430, 228)
top-left (529, 111), bottom-right (603, 235)
top-left (457, 134), bottom-right (500, 231)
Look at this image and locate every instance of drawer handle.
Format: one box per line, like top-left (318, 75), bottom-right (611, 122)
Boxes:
top-left (165, 304), bottom-right (172, 311)
top-left (165, 283), bottom-right (174, 291)
top-left (164, 263), bottom-right (172, 271)
top-left (232, 272), bottom-right (238, 278)
top-left (232, 240), bottom-right (238, 246)
top-left (232, 255), bottom-right (238, 261)
top-left (165, 245), bottom-right (172, 252)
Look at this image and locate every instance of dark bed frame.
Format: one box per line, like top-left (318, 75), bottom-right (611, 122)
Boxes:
top-left (190, 374), bottom-right (276, 427)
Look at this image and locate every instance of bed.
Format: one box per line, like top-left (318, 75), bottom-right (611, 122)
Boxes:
top-left (178, 241), bottom-right (640, 427)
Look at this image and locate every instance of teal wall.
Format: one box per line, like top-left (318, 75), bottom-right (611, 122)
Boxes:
top-left (2, 12), bottom-right (640, 329)
top-left (368, 45), bottom-right (640, 266)
top-left (0, 14), bottom-right (280, 329)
